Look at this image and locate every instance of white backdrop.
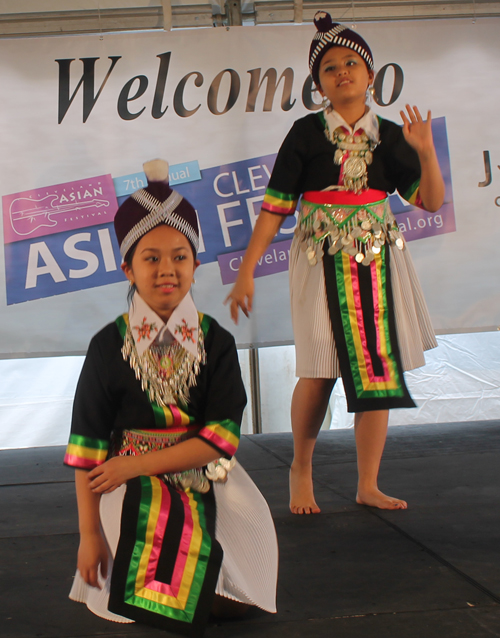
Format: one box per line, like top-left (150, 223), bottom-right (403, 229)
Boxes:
top-left (2, 330), bottom-right (500, 449)
top-left (0, 18), bottom-right (499, 358)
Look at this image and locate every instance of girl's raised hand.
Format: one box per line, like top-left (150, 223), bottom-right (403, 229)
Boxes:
top-left (400, 105), bottom-right (435, 156)
top-left (88, 456), bottom-right (140, 493)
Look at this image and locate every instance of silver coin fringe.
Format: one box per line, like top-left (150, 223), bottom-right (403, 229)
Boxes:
top-left (163, 458), bottom-right (236, 494)
top-left (163, 467), bottom-right (211, 493)
top-left (296, 199), bottom-right (405, 267)
top-left (122, 324), bottom-right (207, 407)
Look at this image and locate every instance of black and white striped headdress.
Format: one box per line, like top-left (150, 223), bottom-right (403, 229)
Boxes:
top-left (309, 11), bottom-right (374, 87)
top-left (114, 160), bottom-right (199, 260)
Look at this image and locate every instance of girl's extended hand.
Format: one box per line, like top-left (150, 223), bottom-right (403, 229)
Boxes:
top-left (400, 105), bottom-right (435, 157)
top-left (88, 456), bottom-right (140, 494)
top-left (224, 271), bottom-right (255, 324)
top-left (77, 530), bottom-right (108, 588)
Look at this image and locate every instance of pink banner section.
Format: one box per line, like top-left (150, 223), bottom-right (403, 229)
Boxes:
top-left (2, 174), bottom-right (117, 244)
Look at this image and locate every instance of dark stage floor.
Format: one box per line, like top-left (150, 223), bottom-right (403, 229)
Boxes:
top-left (2, 421), bottom-right (500, 638)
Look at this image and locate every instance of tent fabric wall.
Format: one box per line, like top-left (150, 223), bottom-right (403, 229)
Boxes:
top-left (1, 331), bottom-right (500, 450)
top-left (0, 19), bottom-right (499, 449)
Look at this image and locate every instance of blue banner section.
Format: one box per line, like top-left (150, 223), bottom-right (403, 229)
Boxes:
top-left (5, 222), bottom-right (125, 304)
top-left (174, 153), bottom-right (296, 266)
top-left (3, 126), bottom-right (455, 305)
top-left (113, 161), bottom-right (201, 198)
top-left (115, 153), bottom-right (294, 267)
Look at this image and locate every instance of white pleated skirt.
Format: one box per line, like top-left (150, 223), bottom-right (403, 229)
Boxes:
top-left (69, 460), bottom-right (278, 623)
top-left (289, 236), bottom-right (437, 379)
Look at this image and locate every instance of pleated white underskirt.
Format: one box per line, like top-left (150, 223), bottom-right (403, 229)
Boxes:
top-left (69, 459), bottom-right (278, 623)
top-left (289, 236), bottom-right (437, 379)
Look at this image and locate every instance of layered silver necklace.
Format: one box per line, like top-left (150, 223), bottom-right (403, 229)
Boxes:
top-left (323, 110), bottom-right (379, 194)
top-left (122, 324), bottom-right (206, 407)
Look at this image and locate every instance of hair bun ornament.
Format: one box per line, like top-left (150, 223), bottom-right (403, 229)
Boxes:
top-left (313, 10), bottom-right (333, 32)
top-left (309, 10), bottom-right (374, 86)
top-left (143, 159), bottom-right (169, 184)
top-left (114, 158), bottom-right (200, 260)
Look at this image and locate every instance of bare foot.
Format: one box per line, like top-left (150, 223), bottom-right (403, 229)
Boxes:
top-left (356, 488), bottom-right (407, 510)
top-left (289, 463), bottom-right (321, 514)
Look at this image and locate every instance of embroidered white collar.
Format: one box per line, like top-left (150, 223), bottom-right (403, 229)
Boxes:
top-left (128, 292), bottom-right (199, 359)
top-left (324, 107), bottom-right (379, 144)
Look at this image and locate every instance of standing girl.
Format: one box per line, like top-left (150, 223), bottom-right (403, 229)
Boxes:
top-left (227, 12), bottom-right (444, 514)
top-left (65, 160), bottom-right (278, 636)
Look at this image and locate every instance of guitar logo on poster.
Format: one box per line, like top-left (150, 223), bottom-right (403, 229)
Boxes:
top-left (2, 175), bottom-right (122, 305)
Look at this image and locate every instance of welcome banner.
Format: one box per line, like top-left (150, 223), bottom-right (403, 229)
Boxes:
top-left (0, 18), bottom-right (498, 356)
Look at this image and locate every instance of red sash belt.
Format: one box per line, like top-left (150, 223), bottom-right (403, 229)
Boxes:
top-left (303, 189), bottom-right (387, 206)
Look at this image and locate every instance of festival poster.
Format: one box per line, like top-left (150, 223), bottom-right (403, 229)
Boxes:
top-left (1, 118), bottom-right (455, 304)
top-left (0, 18), bottom-right (498, 356)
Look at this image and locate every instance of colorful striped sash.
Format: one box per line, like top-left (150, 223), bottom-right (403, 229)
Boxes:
top-left (316, 190), bottom-right (415, 412)
top-left (109, 475), bottom-right (222, 637)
